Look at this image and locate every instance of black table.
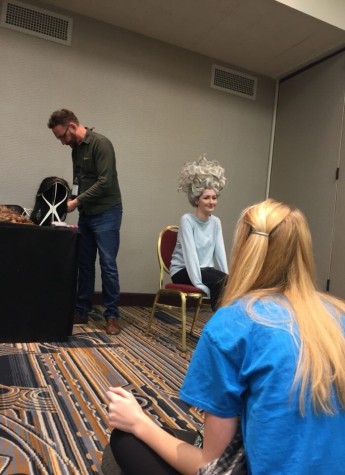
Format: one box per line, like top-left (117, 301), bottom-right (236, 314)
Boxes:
top-left (0, 222), bottom-right (79, 342)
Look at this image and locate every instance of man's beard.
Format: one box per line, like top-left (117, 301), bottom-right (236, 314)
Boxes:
top-left (69, 139), bottom-right (79, 148)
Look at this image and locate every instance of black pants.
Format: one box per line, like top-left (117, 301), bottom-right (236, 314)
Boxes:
top-left (110, 428), bottom-right (198, 475)
top-left (171, 267), bottom-right (228, 310)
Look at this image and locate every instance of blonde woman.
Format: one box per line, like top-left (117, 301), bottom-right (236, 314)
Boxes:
top-left (106, 199), bottom-right (345, 475)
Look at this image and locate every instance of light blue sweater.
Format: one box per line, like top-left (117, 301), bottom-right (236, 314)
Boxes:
top-left (170, 213), bottom-right (228, 297)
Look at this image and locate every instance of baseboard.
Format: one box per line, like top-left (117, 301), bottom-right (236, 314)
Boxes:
top-left (93, 292), bottom-right (155, 307)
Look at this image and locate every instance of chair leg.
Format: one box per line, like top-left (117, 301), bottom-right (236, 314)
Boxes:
top-left (180, 293), bottom-right (187, 352)
top-left (146, 292), bottom-right (160, 335)
top-left (190, 296), bottom-right (203, 335)
top-left (148, 290), bottom-right (191, 352)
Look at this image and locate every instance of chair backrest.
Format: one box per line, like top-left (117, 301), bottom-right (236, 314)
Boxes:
top-left (158, 225), bottom-right (179, 288)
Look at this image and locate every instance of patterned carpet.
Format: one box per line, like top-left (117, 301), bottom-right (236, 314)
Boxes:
top-left (0, 305), bottom-right (211, 475)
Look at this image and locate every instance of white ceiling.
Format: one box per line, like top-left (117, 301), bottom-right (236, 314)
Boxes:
top-left (41, 0), bottom-right (345, 79)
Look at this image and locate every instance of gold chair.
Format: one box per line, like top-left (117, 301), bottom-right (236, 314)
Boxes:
top-left (146, 225), bottom-right (206, 351)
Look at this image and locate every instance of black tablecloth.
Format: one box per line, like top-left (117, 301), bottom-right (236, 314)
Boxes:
top-left (0, 222), bottom-right (79, 342)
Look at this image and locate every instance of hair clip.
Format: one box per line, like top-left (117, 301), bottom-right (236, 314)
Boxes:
top-left (251, 230), bottom-right (269, 237)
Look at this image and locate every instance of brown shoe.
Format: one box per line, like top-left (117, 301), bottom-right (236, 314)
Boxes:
top-left (106, 317), bottom-right (121, 335)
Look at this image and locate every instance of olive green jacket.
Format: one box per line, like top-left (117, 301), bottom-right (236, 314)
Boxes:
top-left (72, 128), bottom-right (121, 215)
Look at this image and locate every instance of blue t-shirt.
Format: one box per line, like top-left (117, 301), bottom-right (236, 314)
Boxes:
top-left (179, 298), bottom-right (345, 475)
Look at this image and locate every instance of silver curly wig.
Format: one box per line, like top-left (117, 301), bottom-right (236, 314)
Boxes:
top-left (178, 155), bottom-right (227, 207)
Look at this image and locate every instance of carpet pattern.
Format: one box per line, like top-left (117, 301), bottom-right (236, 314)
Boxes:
top-left (0, 305), bottom-right (211, 474)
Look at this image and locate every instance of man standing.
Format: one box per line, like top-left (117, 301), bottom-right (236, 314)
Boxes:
top-left (48, 109), bottom-right (122, 335)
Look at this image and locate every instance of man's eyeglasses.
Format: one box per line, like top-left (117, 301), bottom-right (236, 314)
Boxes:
top-left (56, 124), bottom-right (70, 141)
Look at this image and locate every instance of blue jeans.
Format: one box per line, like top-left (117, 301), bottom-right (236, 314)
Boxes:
top-left (76, 204), bottom-right (122, 320)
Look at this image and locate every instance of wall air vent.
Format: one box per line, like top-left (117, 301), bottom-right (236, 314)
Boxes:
top-left (211, 64), bottom-right (257, 100)
top-left (0, 0), bottom-right (73, 45)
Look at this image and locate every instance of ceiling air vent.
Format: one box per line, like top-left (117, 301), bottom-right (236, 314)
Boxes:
top-left (211, 64), bottom-right (257, 100)
top-left (0, 0), bottom-right (73, 45)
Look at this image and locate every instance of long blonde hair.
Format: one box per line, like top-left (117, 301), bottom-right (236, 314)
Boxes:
top-left (222, 198), bottom-right (345, 414)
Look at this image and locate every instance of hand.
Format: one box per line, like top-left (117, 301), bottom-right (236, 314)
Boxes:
top-left (107, 387), bottom-right (148, 435)
top-left (67, 198), bottom-right (79, 213)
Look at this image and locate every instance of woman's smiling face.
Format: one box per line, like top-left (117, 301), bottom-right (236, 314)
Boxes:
top-left (195, 188), bottom-right (218, 216)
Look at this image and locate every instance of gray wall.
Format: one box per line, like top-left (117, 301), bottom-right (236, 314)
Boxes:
top-left (0, 0), bottom-right (276, 294)
top-left (270, 52), bottom-right (345, 294)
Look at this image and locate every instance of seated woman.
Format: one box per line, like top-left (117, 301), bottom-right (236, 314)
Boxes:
top-left (170, 156), bottom-right (228, 310)
top-left (106, 198), bottom-right (345, 475)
